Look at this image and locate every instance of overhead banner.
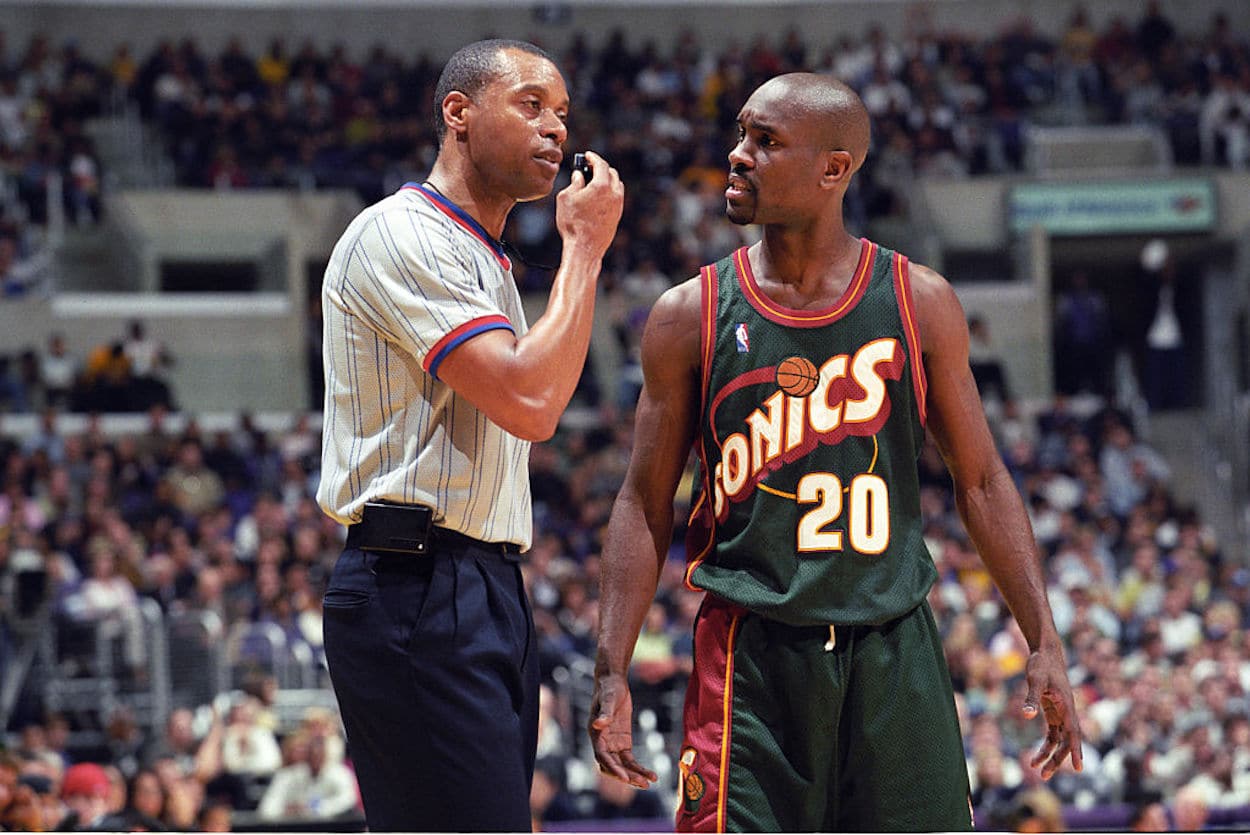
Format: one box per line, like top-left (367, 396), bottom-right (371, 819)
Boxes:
top-left (1009, 178), bottom-right (1216, 236)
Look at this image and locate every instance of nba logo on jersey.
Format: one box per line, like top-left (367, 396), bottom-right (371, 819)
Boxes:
top-left (735, 323), bottom-right (750, 353)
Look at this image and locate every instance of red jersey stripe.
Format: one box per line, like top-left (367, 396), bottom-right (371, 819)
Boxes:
top-left (422, 314), bottom-right (514, 379)
top-left (892, 253), bottom-right (928, 426)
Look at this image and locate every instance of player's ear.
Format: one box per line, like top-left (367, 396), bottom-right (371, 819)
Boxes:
top-left (442, 91), bottom-right (472, 140)
top-left (822, 149), bottom-right (854, 189)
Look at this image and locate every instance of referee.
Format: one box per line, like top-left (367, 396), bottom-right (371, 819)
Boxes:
top-left (316, 39), bottom-right (623, 832)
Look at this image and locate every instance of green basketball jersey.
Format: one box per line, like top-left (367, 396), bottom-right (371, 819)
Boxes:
top-left (684, 240), bottom-right (937, 626)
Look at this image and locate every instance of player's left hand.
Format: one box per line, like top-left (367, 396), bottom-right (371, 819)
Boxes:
top-left (589, 671), bottom-right (657, 789)
top-left (1022, 643), bottom-right (1084, 779)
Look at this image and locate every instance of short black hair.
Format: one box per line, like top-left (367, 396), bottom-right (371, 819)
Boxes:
top-left (433, 39), bottom-right (557, 142)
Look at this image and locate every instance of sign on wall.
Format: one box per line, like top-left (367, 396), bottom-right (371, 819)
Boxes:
top-left (1009, 178), bottom-right (1216, 236)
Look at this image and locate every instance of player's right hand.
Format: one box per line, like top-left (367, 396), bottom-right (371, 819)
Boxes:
top-left (556, 150), bottom-right (624, 261)
top-left (588, 671), bottom-right (657, 789)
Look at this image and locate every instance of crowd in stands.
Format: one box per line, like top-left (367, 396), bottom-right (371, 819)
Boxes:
top-left (1, 377), bottom-right (1248, 829)
top-left (0, 3), bottom-right (1249, 831)
top-left (0, 28), bottom-right (103, 298)
top-left (105, 2), bottom-right (1250, 211)
top-left (1, 2), bottom-right (1250, 299)
top-left (0, 321), bottom-right (176, 416)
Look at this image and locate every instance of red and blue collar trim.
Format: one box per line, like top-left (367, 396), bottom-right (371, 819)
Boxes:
top-left (402, 182), bottom-right (512, 271)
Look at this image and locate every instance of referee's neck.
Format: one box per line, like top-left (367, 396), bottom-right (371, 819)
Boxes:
top-left (426, 159), bottom-right (515, 241)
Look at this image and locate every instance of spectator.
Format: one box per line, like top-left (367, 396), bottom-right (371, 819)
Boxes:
top-left (1129, 797), bottom-right (1170, 830)
top-left (967, 314), bottom-right (1013, 405)
top-left (1134, 239), bottom-right (1198, 411)
top-left (197, 800), bottom-right (233, 832)
top-left (61, 539), bottom-right (147, 680)
top-left (583, 771), bottom-right (668, 822)
top-left (295, 707), bottom-right (346, 767)
top-left (122, 320), bottom-right (176, 411)
top-left (1057, 6), bottom-right (1102, 113)
top-left (66, 136), bottom-right (102, 226)
top-left (1010, 786), bottom-right (1066, 832)
top-left (164, 437), bottom-right (225, 518)
top-left (218, 696), bottom-right (283, 779)
top-left (140, 708), bottom-right (202, 776)
top-left (1098, 419), bottom-right (1170, 518)
top-left (1053, 270), bottom-right (1112, 397)
top-left (529, 755), bottom-right (580, 830)
top-left (0, 354), bottom-right (30, 412)
top-left (78, 340), bottom-right (134, 412)
top-left (13, 720), bottom-right (63, 773)
top-left (1157, 581), bottom-right (1204, 657)
top-left (38, 334), bottom-right (80, 411)
top-left (0, 232), bottom-right (50, 298)
top-left (1170, 781), bottom-right (1211, 830)
top-left (2, 769), bottom-right (54, 831)
top-left (94, 768), bottom-right (169, 832)
top-left (256, 731), bottom-right (358, 822)
top-left (56, 762), bottom-right (113, 831)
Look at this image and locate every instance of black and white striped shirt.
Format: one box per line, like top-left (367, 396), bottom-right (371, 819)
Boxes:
top-left (317, 183), bottom-right (532, 549)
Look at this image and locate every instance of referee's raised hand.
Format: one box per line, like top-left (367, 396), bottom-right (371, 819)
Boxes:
top-left (557, 150), bottom-right (624, 261)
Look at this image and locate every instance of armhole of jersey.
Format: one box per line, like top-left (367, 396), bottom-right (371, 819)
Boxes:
top-left (698, 263), bottom-right (718, 416)
top-left (892, 252), bottom-right (928, 427)
top-left (684, 263), bottom-right (720, 593)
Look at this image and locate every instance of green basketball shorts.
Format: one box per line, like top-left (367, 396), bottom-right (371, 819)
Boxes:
top-left (676, 595), bottom-right (973, 832)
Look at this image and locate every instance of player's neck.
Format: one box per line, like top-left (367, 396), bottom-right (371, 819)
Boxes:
top-left (756, 225), bottom-right (862, 295)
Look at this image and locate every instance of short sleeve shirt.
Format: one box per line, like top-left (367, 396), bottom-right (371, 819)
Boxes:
top-left (316, 183), bottom-right (532, 549)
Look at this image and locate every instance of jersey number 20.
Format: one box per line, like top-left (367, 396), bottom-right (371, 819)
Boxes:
top-left (796, 473), bottom-right (890, 554)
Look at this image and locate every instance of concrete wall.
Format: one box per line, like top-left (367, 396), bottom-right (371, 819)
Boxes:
top-left (1, 191), bottom-right (361, 413)
top-left (11, 170), bottom-right (1245, 411)
top-left (3, 0), bottom-right (1240, 64)
top-left (916, 172), bottom-right (1250, 252)
top-left (110, 189), bottom-right (361, 295)
top-left (911, 172), bottom-right (1250, 402)
top-left (0, 293), bottom-right (303, 412)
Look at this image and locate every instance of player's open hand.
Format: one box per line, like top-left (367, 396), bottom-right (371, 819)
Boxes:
top-left (1022, 644), bottom-right (1084, 779)
top-left (556, 150), bottom-right (624, 261)
top-left (588, 671), bottom-right (657, 789)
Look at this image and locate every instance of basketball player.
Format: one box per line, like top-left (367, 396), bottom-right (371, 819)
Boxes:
top-left (317, 40), bottom-right (622, 831)
top-left (590, 73), bottom-right (1082, 831)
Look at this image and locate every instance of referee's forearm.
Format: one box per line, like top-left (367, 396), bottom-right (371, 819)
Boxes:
top-left (506, 251), bottom-right (604, 432)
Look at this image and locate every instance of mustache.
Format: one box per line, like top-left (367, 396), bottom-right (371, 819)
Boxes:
top-left (727, 166), bottom-right (754, 190)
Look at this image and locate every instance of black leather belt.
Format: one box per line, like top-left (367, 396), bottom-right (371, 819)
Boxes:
top-left (345, 502), bottom-right (521, 558)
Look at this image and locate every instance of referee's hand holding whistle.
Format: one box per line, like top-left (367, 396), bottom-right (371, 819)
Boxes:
top-left (436, 149), bottom-right (623, 442)
top-left (557, 150), bottom-right (624, 263)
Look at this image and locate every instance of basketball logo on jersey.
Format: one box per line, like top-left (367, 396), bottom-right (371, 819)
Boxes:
top-left (678, 748), bottom-right (705, 813)
top-left (735, 323), bottom-right (750, 353)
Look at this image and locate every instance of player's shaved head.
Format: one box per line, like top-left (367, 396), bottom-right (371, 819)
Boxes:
top-left (434, 39), bottom-right (559, 142)
top-left (750, 73), bottom-right (871, 170)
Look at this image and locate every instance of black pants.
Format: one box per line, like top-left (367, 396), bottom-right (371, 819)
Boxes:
top-left (323, 540), bottom-right (539, 831)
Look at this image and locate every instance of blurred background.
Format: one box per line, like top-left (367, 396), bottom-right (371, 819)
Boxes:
top-left (1, 0), bottom-right (1249, 830)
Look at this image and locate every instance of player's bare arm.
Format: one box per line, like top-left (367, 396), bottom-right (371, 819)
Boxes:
top-left (910, 262), bottom-right (1084, 779)
top-left (437, 151), bottom-right (624, 441)
top-left (591, 279), bottom-right (701, 787)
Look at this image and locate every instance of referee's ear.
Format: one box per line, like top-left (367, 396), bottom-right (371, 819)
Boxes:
top-left (441, 91), bottom-right (472, 142)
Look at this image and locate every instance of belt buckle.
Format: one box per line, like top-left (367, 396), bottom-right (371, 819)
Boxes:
top-left (383, 536), bottom-right (427, 554)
